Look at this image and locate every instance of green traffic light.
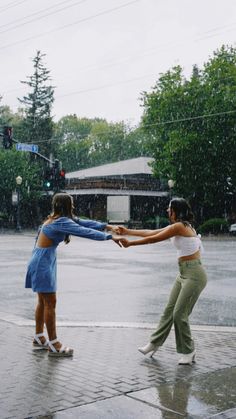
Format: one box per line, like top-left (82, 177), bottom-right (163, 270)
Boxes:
top-left (44, 180), bottom-right (51, 189)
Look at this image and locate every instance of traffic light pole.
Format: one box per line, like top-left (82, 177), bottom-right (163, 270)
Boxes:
top-left (1, 128), bottom-right (66, 192)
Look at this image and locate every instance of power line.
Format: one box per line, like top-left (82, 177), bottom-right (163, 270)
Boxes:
top-left (0, 0), bottom-right (141, 50)
top-left (24, 109), bottom-right (236, 145)
top-left (3, 72), bottom-right (236, 99)
top-left (0, 0), bottom-right (78, 29)
top-left (1, 3), bottom-right (236, 94)
top-left (53, 73), bottom-right (236, 100)
top-left (55, 72), bottom-right (158, 99)
top-left (0, 0), bottom-right (30, 14)
top-left (0, 1), bottom-right (235, 54)
top-left (3, 32), bottom-right (236, 98)
top-left (0, 0), bottom-right (89, 35)
top-left (140, 109), bottom-right (236, 129)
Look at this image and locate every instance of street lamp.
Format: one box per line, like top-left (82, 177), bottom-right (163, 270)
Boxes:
top-left (168, 179), bottom-right (175, 200)
top-left (16, 176), bottom-right (22, 231)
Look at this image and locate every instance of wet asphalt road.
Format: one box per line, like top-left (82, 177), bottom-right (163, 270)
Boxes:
top-left (0, 232), bottom-right (235, 326)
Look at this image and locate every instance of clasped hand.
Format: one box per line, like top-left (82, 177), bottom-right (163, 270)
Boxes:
top-left (112, 236), bottom-right (130, 248)
top-left (109, 225), bottom-right (130, 248)
top-left (108, 225), bottom-right (128, 235)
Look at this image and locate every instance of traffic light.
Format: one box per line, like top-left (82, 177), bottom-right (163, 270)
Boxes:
top-left (54, 159), bottom-right (60, 174)
top-left (43, 162), bottom-right (66, 191)
top-left (2, 126), bottom-right (13, 149)
top-left (58, 168), bottom-right (66, 189)
top-left (53, 160), bottom-right (66, 190)
top-left (43, 167), bottom-right (54, 191)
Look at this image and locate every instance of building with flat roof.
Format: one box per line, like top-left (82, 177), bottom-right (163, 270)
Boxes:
top-left (65, 157), bottom-right (169, 226)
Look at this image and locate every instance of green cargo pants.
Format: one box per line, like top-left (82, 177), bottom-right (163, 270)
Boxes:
top-left (150, 259), bottom-right (207, 354)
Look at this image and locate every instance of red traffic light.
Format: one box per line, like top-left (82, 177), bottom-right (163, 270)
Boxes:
top-left (59, 169), bottom-right (65, 178)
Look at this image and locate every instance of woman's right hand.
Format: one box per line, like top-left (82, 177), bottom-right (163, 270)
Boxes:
top-left (116, 225), bottom-right (129, 235)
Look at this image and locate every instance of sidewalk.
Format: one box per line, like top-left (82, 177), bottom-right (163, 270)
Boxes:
top-left (0, 320), bottom-right (236, 419)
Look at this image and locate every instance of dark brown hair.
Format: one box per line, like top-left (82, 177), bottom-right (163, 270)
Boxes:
top-left (51, 193), bottom-right (74, 219)
top-left (170, 197), bottom-right (194, 226)
top-left (49, 193), bottom-right (75, 244)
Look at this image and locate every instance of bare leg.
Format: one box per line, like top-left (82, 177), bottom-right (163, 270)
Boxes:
top-left (41, 293), bottom-right (62, 351)
top-left (42, 293), bottom-right (57, 339)
top-left (34, 293), bottom-right (46, 344)
top-left (35, 293), bottom-right (45, 333)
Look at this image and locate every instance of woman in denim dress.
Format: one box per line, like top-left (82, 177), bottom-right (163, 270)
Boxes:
top-left (25, 193), bottom-right (120, 357)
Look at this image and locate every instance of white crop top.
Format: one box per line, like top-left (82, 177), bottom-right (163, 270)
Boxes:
top-left (170, 234), bottom-right (203, 257)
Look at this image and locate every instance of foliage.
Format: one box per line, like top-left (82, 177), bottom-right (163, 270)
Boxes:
top-left (159, 216), bottom-right (169, 227)
top-left (0, 105), bottom-right (26, 141)
top-left (54, 118), bottom-right (150, 172)
top-left (141, 45), bottom-right (236, 221)
top-left (55, 137), bottom-right (91, 172)
top-left (142, 216), bottom-right (169, 229)
top-left (18, 50), bottom-right (55, 157)
top-left (53, 115), bottom-right (102, 144)
top-left (198, 218), bottom-right (229, 234)
top-left (0, 149), bottom-right (42, 226)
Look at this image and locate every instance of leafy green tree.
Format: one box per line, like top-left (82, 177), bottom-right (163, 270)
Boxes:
top-left (56, 137), bottom-right (92, 172)
top-left (88, 120), bottom-right (125, 165)
top-left (54, 118), bottom-right (150, 172)
top-left (125, 126), bottom-right (150, 158)
top-left (0, 149), bottom-right (41, 227)
top-left (0, 105), bottom-right (26, 142)
top-left (141, 45), bottom-right (236, 221)
top-left (53, 115), bottom-right (101, 144)
top-left (0, 105), bottom-right (11, 127)
top-left (18, 50), bottom-right (55, 157)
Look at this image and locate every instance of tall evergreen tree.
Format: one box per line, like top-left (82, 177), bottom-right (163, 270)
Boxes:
top-left (18, 51), bottom-right (55, 157)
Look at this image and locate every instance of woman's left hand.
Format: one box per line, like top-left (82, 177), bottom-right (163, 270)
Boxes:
top-left (118, 238), bottom-right (130, 248)
top-left (112, 236), bottom-right (123, 247)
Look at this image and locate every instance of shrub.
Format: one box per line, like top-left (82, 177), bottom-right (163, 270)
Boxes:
top-left (143, 217), bottom-right (156, 229)
top-left (143, 216), bottom-right (169, 229)
top-left (0, 212), bottom-right (9, 227)
top-left (159, 217), bottom-right (169, 228)
top-left (198, 218), bottom-right (229, 235)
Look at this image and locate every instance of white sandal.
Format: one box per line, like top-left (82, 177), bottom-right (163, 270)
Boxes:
top-left (48, 339), bottom-right (74, 357)
top-left (33, 333), bottom-right (49, 350)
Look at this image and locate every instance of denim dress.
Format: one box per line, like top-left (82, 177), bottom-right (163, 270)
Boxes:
top-left (25, 217), bottom-right (112, 293)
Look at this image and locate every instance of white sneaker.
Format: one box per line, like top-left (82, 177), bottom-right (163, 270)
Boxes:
top-left (138, 342), bottom-right (158, 357)
top-left (178, 350), bottom-right (196, 365)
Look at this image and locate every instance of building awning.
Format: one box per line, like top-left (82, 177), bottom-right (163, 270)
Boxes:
top-left (66, 188), bottom-right (168, 197)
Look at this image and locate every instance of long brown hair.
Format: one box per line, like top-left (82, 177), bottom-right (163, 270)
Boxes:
top-left (170, 198), bottom-right (194, 226)
top-left (48, 193), bottom-right (75, 244)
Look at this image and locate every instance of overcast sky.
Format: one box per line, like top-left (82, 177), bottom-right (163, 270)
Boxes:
top-left (1, 0), bottom-right (236, 126)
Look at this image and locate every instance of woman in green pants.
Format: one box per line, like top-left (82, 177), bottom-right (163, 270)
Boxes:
top-left (118, 198), bottom-right (207, 365)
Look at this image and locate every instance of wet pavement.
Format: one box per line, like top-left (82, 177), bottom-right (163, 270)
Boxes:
top-left (0, 233), bottom-right (235, 326)
top-left (0, 321), bottom-right (236, 418)
top-left (0, 232), bottom-right (235, 418)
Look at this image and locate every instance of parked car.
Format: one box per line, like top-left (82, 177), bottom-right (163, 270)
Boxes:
top-left (229, 223), bottom-right (236, 235)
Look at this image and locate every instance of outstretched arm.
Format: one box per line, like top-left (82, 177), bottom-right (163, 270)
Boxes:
top-left (117, 225), bottom-right (168, 237)
top-left (52, 218), bottom-right (112, 241)
top-left (74, 217), bottom-right (107, 231)
top-left (75, 218), bottom-right (119, 234)
top-left (119, 224), bottom-right (180, 247)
